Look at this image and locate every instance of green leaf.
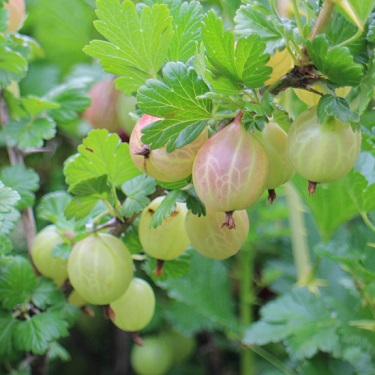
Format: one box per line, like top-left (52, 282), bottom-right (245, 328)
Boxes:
top-left (36, 191), bottom-right (72, 224)
top-left (306, 36), bottom-right (363, 86)
top-left (291, 167), bottom-right (375, 241)
top-left (64, 196), bottom-right (102, 220)
top-left (4, 116), bottom-right (56, 150)
top-left (84, 0), bottom-right (173, 94)
top-left (0, 181), bottom-right (20, 213)
top-left (243, 288), bottom-right (340, 360)
top-left (164, 299), bottom-right (216, 335)
top-left (164, 0), bottom-right (203, 62)
top-left (0, 181), bottom-right (20, 235)
top-left (0, 164), bottom-right (40, 209)
top-left (14, 311), bottom-right (69, 355)
top-left (137, 61), bottom-right (212, 151)
top-left (122, 225), bottom-right (143, 254)
top-left (157, 250), bottom-right (237, 330)
top-left (21, 96), bottom-right (60, 117)
top-left (0, 255), bottom-right (37, 309)
top-left (68, 174), bottom-right (110, 196)
top-left (179, 188), bottom-right (206, 217)
top-left (234, 3), bottom-right (290, 51)
top-left (31, 278), bottom-right (65, 310)
top-left (144, 251), bottom-right (192, 282)
top-left (333, 0), bottom-right (375, 31)
top-left (45, 81), bottom-right (91, 124)
top-left (0, 313), bottom-right (17, 358)
top-left (121, 174), bottom-right (157, 217)
top-left (317, 95), bottom-right (359, 124)
top-left (149, 190), bottom-right (181, 228)
top-left (202, 11), bottom-right (271, 93)
top-left (64, 129), bottom-right (141, 190)
top-left (0, 45), bottom-right (27, 86)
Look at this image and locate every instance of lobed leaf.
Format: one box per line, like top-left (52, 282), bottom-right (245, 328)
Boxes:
top-left (13, 311), bottom-right (69, 355)
top-left (0, 255), bottom-right (37, 310)
top-left (64, 129), bottom-right (141, 190)
top-left (306, 36), bottom-right (363, 86)
top-left (0, 164), bottom-right (40, 210)
top-left (0, 45), bottom-right (27, 87)
top-left (317, 95), bottom-right (359, 125)
top-left (202, 11), bottom-right (271, 93)
top-left (138, 61), bottom-right (212, 151)
top-left (157, 251), bottom-right (238, 331)
top-left (84, 0), bottom-right (173, 94)
top-left (121, 174), bottom-right (157, 217)
top-left (4, 116), bottom-right (56, 150)
top-left (243, 288), bottom-right (340, 360)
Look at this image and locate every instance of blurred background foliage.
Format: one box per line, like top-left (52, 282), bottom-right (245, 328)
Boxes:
top-left (4, 0), bottom-right (375, 374)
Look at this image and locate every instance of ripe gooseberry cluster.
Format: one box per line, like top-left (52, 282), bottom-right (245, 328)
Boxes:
top-left (130, 81), bottom-right (362, 261)
top-left (31, 230), bottom-right (156, 334)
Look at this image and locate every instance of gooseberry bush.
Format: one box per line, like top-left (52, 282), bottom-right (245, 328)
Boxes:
top-left (0, 0), bottom-right (375, 374)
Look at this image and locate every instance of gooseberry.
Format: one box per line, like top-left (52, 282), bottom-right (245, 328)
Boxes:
top-left (192, 113), bottom-right (269, 228)
top-left (130, 114), bottom-right (208, 182)
top-left (254, 122), bottom-right (294, 202)
top-left (68, 233), bottom-right (134, 305)
top-left (138, 196), bottom-right (190, 262)
top-left (31, 225), bottom-right (68, 286)
top-left (130, 335), bottom-right (173, 375)
top-left (83, 77), bottom-right (122, 132)
top-left (163, 330), bottom-right (196, 364)
top-left (4, 0), bottom-right (26, 32)
top-left (109, 277), bottom-right (155, 332)
top-left (185, 209), bottom-right (249, 260)
top-left (287, 106), bottom-right (361, 193)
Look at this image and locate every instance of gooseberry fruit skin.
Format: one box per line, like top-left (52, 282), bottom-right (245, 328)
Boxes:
top-left (130, 114), bottom-right (208, 182)
top-left (138, 196), bottom-right (190, 261)
top-left (110, 278), bottom-right (155, 332)
top-left (185, 209), bottom-right (249, 260)
top-left (265, 48), bottom-right (294, 85)
top-left (288, 106), bottom-right (362, 184)
top-left (31, 225), bottom-right (68, 285)
top-left (83, 78), bottom-right (122, 132)
top-left (192, 118), bottom-right (270, 212)
top-left (4, 0), bottom-right (26, 32)
top-left (68, 233), bottom-right (134, 305)
top-left (130, 336), bottom-right (173, 375)
top-left (254, 122), bottom-right (294, 189)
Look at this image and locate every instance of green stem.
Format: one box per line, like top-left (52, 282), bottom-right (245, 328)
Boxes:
top-left (285, 183), bottom-right (311, 284)
top-left (239, 243), bottom-right (255, 375)
top-left (337, 28), bottom-right (363, 47)
top-left (291, 0), bottom-right (304, 36)
top-left (309, 0), bottom-right (335, 40)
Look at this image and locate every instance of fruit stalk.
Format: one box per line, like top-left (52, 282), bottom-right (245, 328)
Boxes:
top-left (239, 241), bottom-right (255, 375)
